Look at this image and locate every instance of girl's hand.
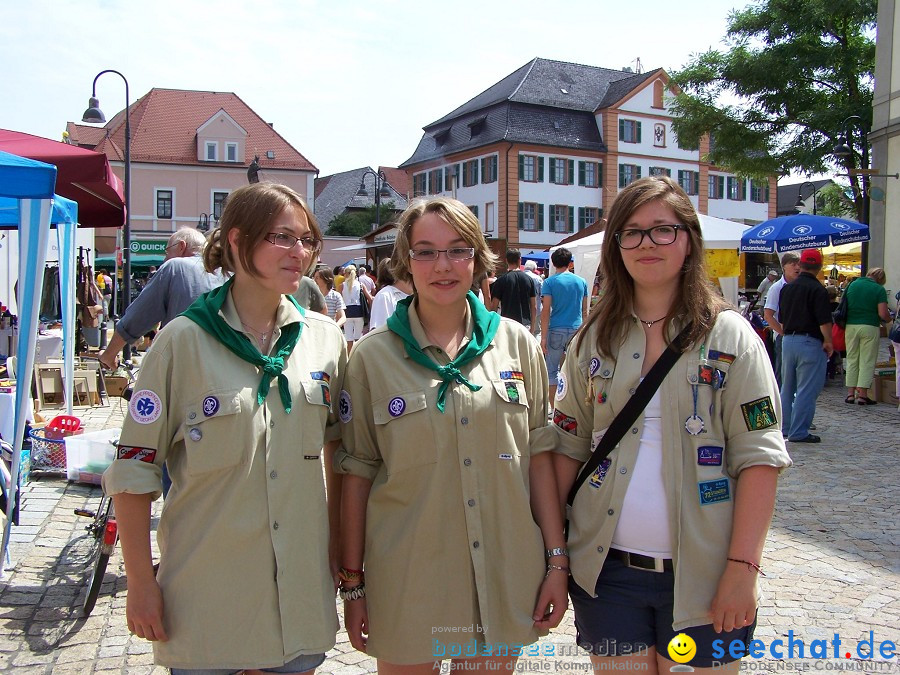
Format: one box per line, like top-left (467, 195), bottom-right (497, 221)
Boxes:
top-left (344, 596), bottom-right (369, 653)
top-left (709, 562), bottom-right (757, 633)
top-left (532, 569), bottom-right (568, 629)
top-left (126, 576), bottom-right (168, 642)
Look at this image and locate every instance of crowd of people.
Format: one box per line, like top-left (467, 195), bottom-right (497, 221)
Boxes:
top-left (100, 176), bottom-right (895, 674)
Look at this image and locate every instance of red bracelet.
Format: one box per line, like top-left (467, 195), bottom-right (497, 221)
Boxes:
top-left (727, 557), bottom-right (766, 577)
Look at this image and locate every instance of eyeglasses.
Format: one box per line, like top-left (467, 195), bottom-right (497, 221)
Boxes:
top-left (615, 224), bottom-right (684, 250)
top-left (409, 247), bottom-right (476, 262)
top-left (263, 232), bottom-right (319, 251)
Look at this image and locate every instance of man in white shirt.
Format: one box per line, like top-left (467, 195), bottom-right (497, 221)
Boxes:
top-left (763, 252), bottom-right (801, 384)
top-left (523, 260), bottom-right (544, 338)
top-left (756, 269), bottom-right (778, 307)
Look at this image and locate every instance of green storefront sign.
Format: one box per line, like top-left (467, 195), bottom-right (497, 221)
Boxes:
top-left (129, 239), bottom-right (168, 254)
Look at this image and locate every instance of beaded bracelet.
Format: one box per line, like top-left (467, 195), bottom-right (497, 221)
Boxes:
top-left (727, 557), bottom-right (766, 577)
top-left (545, 563), bottom-right (570, 578)
top-left (338, 567), bottom-right (365, 582)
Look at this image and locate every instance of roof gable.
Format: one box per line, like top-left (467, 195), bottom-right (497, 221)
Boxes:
top-left (197, 109), bottom-right (247, 136)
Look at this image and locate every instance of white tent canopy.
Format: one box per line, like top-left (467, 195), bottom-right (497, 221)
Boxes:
top-left (550, 214), bottom-right (751, 287)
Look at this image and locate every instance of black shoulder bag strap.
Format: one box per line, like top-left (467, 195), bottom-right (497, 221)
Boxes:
top-left (566, 324), bottom-right (692, 507)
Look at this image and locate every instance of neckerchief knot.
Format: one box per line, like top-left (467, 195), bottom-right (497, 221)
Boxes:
top-left (180, 277), bottom-right (304, 413)
top-left (386, 292), bottom-right (500, 412)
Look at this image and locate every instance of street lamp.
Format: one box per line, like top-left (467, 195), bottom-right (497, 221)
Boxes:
top-left (794, 181), bottom-right (819, 215)
top-left (356, 169), bottom-right (393, 231)
top-left (197, 213), bottom-right (212, 232)
top-left (83, 70), bottom-right (131, 311)
top-left (833, 115), bottom-right (870, 275)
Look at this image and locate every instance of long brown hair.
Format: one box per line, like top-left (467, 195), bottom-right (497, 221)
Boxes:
top-left (578, 176), bottom-right (727, 358)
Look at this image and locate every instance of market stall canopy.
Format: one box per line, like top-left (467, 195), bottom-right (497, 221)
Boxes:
top-left (740, 213), bottom-right (868, 253)
top-left (0, 129), bottom-right (125, 228)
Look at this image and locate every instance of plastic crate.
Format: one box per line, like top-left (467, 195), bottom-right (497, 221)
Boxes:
top-left (29, 427), bottom-right (67, 472)
top-left (64, 428), bottom-right (120, 485)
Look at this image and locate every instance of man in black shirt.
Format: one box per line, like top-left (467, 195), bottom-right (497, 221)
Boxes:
top-left (489, 248), bottom-right (536, 329)
top-left (778, 248), bottom-right (834, 443)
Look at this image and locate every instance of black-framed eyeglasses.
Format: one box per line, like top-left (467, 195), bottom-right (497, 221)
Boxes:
top-left (409, 247), bottom-right (476, 262)
top-left (263, 232), bottom-right (319, 251)
top-left (615, 224), bottom-right (685, 250)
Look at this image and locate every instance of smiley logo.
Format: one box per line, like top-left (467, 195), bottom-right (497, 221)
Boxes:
top-left (667, 633), bottom-right (697, 664)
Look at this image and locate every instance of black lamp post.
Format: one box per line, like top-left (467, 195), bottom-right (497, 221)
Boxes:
top-left (794, 181), bottom-right (819, 215)
top-left (83, 70), bottom-right (131, 311)
top-left (356, 169), bottom-right (393, 231)
top-left (833, 115), bottom-right (870, 275)
top-left (197, 213), bottom-right (212, 232)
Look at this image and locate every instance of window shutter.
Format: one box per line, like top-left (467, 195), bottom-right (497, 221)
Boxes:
top-left (636, 122), bottom-right (642, 143)
top-left (473, 160), bottom-right (479, 184)
top-left (598, 162), bottom-right (603, 187)
top-left (568, 159), bottom-right (575, 185)
top-left (480, 158), bottom-right (487, 183)
top-left (693, 172), bottom-right (700, 195)
top-left (619, 119), bottom-right (624, 141)
top-left (578, 161), bottom-right (586, 186)
top-left (538, 203), bottom-right (544, 230)
top-left (568, 206), bottom-right (575, 233)
top-left (578, 207), bottom-right (584, 229)
top-left (665, 168), bottom-right (671, 177)
top-left (518, 202), bottom-right (524, 230)
top-left (471, 205), bottom-right (479, 218)
top-left (518, 155), bottom-right (524, 180)
top-left (444, 168), bottom-right (451, 192)
top-left (538, 157), bottom-right (545, 182)
top-left (718, 176), bottom-right (725, 196)
top-left (619, 164), bottom-right (625, 188)
top-left (549, 158), bottom-right (557, 183)
top-left (427, 172), bottom-right (431, 194)
top-left (764, 183), bottom-right (770, 202)
top-left (636, 166), bottom-right (642, 180)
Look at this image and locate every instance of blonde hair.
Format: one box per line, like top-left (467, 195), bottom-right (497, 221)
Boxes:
top-left (578, 176), bottom-right (728, 358)
top-left (390, 197), bottom-right (498, 286)
top-left (341, 265), bottom-right (358, 302)
top-left (203, 182), bottom-right (321, 277)
top-left (867, 267), bottom-right (886, 285)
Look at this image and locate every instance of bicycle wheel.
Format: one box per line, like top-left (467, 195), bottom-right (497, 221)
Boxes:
top-left (82, 496), bottom-right (117, 617)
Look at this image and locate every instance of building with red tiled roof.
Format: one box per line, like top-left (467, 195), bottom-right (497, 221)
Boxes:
top-left (68, 88), bottom-right (318, 263)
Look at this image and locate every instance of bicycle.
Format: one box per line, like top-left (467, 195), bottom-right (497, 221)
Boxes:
top-left (74, 491), bottom-right (118, 617)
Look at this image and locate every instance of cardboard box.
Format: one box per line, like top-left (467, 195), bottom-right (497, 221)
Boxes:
top-left (873, 373), bottom-right (898, 405)
top-left (104, 376), bottom-right (129, 397)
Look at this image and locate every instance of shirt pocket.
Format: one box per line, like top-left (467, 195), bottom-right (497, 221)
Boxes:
top-left (588, 357), bottom-right (617, 429)
top-left (685, 357), bottom-right (729, 426)
top-left (183, 389), bottom-right (247, 476)
top-left (300, 378), bottom-right (332, 447)
top-left (491, 379), bottom-right (530, 456)
top-left (371, 390), bottom-right (435, 475)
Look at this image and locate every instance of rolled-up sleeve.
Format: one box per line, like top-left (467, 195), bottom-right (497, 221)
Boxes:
top-left (551, 348), bottom-right (593, 463)
top-left (101, 338), bottom-right (176, 501)
top-left (721, 340), bottom-right (792, 477)
top-left (333, 359), bottom-right (382, 481)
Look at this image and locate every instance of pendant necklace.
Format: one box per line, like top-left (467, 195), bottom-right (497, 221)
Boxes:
top-left (637, 315), bottom-right (666, 329)
top-left (241, 320), bottom-right (273, 344)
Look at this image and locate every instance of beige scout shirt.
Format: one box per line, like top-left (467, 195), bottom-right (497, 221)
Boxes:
top-left (553, 311), bottom-right (791, 631)
top-left (102, 292), bottom-right (347, 670)
top-left (335, 302), bottom-right (557, 664)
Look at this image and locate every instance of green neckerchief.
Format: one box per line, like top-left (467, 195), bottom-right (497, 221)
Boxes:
top-left (386, 291), bottom-right (499, 413)
top-left (180, 277), bottom-right (304, 413)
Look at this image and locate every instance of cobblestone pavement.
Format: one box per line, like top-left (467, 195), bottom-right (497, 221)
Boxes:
top-left (1, 349), bottom-right (898, 673)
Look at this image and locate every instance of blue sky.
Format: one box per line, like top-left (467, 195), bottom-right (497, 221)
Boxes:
top-left (2, 0), bottom-right (746, 177)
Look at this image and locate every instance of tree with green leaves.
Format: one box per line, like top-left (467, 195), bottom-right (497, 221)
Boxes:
top-left (669, 0), bottom-right (876, 220)
top-left (326, 202), bottom-right (398, 237)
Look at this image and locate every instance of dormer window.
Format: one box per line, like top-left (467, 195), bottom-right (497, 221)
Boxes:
top-left (205, 142), bottom-right (218, 162)
top-left (434, 128), bottom-right (451, 146)
top-left (468, 116), bottom-right (486, 139)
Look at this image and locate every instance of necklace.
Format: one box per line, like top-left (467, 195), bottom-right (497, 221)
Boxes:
top-left (241, 320), bottom-right (274, 343)
top-left (637, 315), bottom-right (666, 329)
top-left (423, 324), bottom-right (464, 357)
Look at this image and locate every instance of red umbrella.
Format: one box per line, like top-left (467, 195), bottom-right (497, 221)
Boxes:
top-left (0, 129), bottom-right (125, 228)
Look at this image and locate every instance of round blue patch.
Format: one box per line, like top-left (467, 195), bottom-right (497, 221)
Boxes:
top-left (388, 396), bottom-right (406, 417)
top-left (202, 396), bottom-right (220, 417)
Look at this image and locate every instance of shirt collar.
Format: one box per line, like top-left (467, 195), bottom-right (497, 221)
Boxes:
top-left (406, 298), bottom-right (474, 356)
top-left (220, 288), bottom-right (305, 336)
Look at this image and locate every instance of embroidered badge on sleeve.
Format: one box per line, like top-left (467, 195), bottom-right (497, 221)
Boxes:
top-left (338, 390), bottom-right (353, 423)
top-left (129, 390), bottom-right (162, 425)
top-left (740, 396), bottom-right (778, 431)
top-left (116, 445), bottom-right (158, 463)
top-left (553, 409), bottom-right (577, 434)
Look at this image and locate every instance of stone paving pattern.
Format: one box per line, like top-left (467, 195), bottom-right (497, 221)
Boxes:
top-left (1, 347), bottom-right (898, 673)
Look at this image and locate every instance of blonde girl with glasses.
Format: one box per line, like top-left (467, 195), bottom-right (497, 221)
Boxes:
top-left (336, 197), bottom-right (567, 673)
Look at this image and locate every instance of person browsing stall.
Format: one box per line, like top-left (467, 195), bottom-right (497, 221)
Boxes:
top-left (336, 197), bottom-right (567, 674)
top-left (552, 176), bottom-right (791, 675)
top-left (103, 183), bottom-right (348, 674)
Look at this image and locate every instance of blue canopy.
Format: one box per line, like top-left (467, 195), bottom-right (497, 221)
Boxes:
top-left (0, 150), bottom-right (79, 572)
top-left (740, 213), bottom-right (869, 254)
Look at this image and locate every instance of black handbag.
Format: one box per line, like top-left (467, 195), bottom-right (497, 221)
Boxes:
top-left (567, 325), bottom-right (691, 508)
top-left (833, 288), bottom-right (850, 329)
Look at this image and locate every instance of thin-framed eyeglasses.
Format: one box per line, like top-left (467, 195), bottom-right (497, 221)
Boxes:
top-left (409, 247), bottom-right (476, 262)
top-left (615, 224), bottom-right (685, 250)
top-left (263, 232), bottom-right (319, 251)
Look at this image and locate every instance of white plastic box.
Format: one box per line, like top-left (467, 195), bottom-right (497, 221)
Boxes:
top-left (65, 428), bottom-right (120, 484)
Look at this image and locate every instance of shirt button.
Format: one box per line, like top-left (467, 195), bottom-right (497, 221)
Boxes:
top-left (461, 417), bottom-right (469, 425)
top-left (270, 420), bottom-right (275, 428)
top-left (464, 458), bottom-right (472, 466)
top-left (629, 388), bottom-right (635, 395)
top-left (631, 427), bottom-right (638, 434)
top-left (273, 522), bottom-right (279, 530)
top-left (633, 353), bottom-right (640, 359)
top-left (468, 499), bottom-right (475, 507)
top-left (619, 467), bottom-right (627, 474)
top-left (472, 541), bottom-right (480, 549)
top-left (607, 508), bottom-right (614, 516)
top-left (188, 412), bottom-right (197, 420)
top-left (597, 546), bottom-right (604, 553)
top-left (602, 369), bottom-right (610, 377)
top-left (270, 470), bottom-right (278, 479)
top-left (690, 375), bottom-right (697, 383)
top-left (189, 428), bottom-right (202, 442)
